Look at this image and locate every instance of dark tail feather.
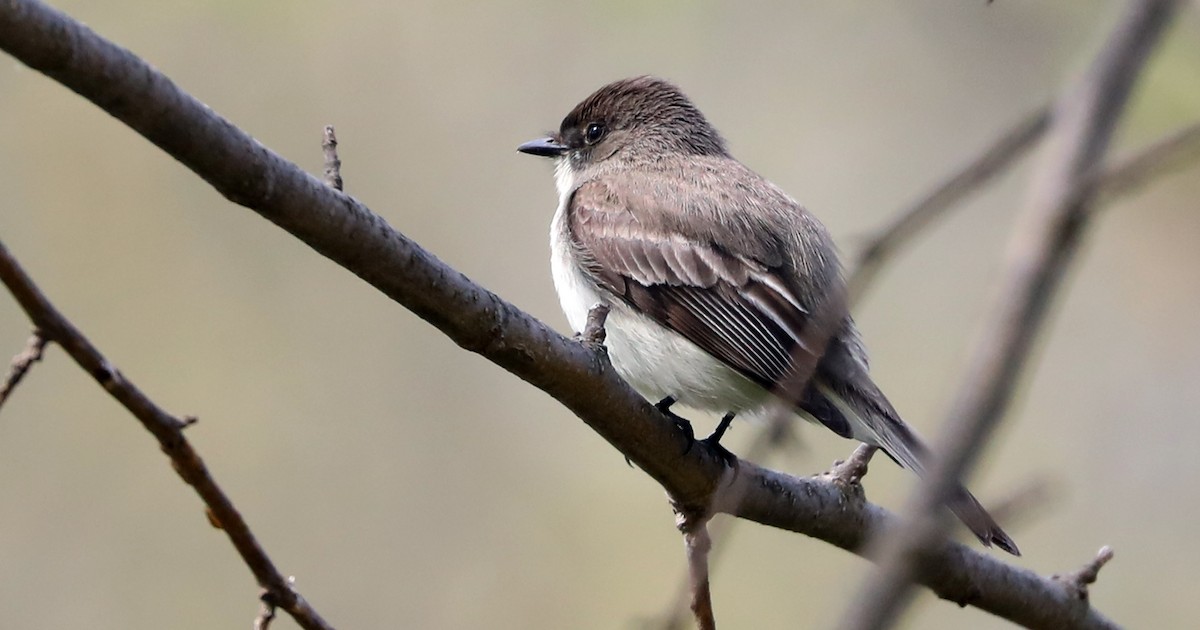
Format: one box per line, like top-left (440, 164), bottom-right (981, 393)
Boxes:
top-left (806, 381), bottom-right (1020, 556)
top-left (947, 485), bottom-right (1021, 555)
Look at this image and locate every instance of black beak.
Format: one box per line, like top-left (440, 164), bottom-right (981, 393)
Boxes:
top-left (517, 136), bottom-right (568, 158)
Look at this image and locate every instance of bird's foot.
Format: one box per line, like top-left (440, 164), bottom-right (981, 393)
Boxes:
top-left (655, 396), bottom-right (696, 453)
top-left (699, 413), bottom-right (738, 468)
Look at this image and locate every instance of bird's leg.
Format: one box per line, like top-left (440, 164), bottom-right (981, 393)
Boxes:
top-left (655, 396), bottom-right (695, 442)
top-left (700, 412), bottom-right (738, 467)
top-left (706, 412), bottom-right (735, 444)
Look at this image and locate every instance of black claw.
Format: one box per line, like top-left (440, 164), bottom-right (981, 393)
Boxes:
top-left (678, 419), bottom-right (696, 455)
top-left (654, 396), bottom-right (696, 453)
top-left (674, 416), bottom-right (695, 442)
top-left (699, 436), bottom-right (738, 467)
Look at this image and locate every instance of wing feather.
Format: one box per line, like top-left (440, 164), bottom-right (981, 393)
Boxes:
top-left (567, 180), bottom-right (815, 389)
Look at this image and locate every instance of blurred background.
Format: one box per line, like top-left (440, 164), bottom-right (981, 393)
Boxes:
top-left (2, 1), bottom-right (1198, 628)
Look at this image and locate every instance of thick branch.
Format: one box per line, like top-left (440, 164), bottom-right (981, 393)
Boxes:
top-left (0, 0), bottom-right (1128, 627)
top-left (724, 463), bottom-right (1118, 629)
top-left (841, 1), bottom-right (1180, 628)
top-left (0, 241), bottom-right (334, 630)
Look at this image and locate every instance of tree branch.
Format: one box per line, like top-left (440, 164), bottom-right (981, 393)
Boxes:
top-left (0, 240), bottom-right (334, 630)
top-left (848, 113), bottom-right (1200, 307)
top-left (0, 0), bottom-right (1146, 627)
top-left (678, 517), bottom-right (716, 630)
top-left (848, 105), bottom-right (1051, 304)
top-left (1055, 546), bottom-right (1116, 602)
top-left (840, 1), bottom-right (1181, 628)
top-left (322, 125), bottom-right (343, 192)
top-left (1096, 119), bottom-right (1200, 200)
top-left (0, 330), bottom-right (47, 411)
top-left (654, 412), bottom-right (800, 629)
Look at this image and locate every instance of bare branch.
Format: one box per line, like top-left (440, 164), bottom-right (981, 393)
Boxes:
top-left (1055, 547), bottom-right (1116, 601)
top-left (0, 330), bottom-right (47, 411)
top-left (840, 1), bottom-right (1180, 629)
top-left (581, 303), bottom-right (610, 346)
top-left (0, 1), bottom-right (1134, 627)
top-left (654, 413), bottom-right (800, 630)
top-left (1097, 120), bottom-right (1200, 199)
top-left (825, 444), bottom-right (878, 487)
top-left (848, 105), bottom-right (1051, 304)
top-left (0, 240), bottom-right (334, 630)
top-left (848, 113), bottom-right (1200, 307)
top-left (724, 463), bottom-right (1118, 629)
top-left (322, 125), bottom-right (343, 191)
top-left (680, 522), bottom-right (716, 630)
top-left (255, 588), bottom-right (281, 630)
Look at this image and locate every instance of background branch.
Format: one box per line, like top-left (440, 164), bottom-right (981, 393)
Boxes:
top-left (840, 1), bottom-right (1181, 628)
top-left (848, 111), bottom-right (1200, 307)
top-left (1096, 120), bottom-right (1200, 199)
top-left (0, 331), bottom-right (46, 410)
top-left (848, 105), bottom-right (1051, 305)
top-left (0, 240), bottom-right (334, 630)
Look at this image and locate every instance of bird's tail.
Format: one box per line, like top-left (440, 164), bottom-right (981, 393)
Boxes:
top-left (807, 380), bottom-right (1020, 556)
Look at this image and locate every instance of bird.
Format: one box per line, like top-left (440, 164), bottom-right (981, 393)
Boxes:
top-left (517, 76), bottom-right (1018, 555)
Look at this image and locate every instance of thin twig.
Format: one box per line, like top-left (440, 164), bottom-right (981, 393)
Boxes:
top-left (322, 125), bottom-right (343, 191)
top-left (0, 240), bottom-right (335, 630)
top-left (839, 2), bottom-right (1180, 629)
top-left (848, 115), bottom-right (1200, 307)
top-left (826, 444), bottom-right (878, 487)
top-left (848, 105), bottom-right (1051, 305)
top-left (581, 304), bottom-right (610, 346)
top-left (254, 603), bottom-right (276, 630)
top-left (1096, 119), bottom-right (1200, 200)
top-left (687, 528), bottom-right (716, 630)
top-left (654, 413), bottom-right (799, 629)
top-left (0, 330), bottom-right (47, 411)
top-left (674, 506), bottom-right (716, 630)
top-left (255, 588), bottom-right (281, 630)
top-left (1055, 546), bottom-right (1116, 601)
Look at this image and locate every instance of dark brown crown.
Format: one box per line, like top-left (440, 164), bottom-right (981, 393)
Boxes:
top-left (560, 76), bottom-right (727, 157)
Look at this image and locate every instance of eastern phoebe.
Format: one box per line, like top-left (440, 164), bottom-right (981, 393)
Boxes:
top-left (518, 76), bottom-right (1018, 556)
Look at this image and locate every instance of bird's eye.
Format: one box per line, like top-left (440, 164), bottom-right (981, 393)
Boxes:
top-left (584, 122), bottom-right (606, 145)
